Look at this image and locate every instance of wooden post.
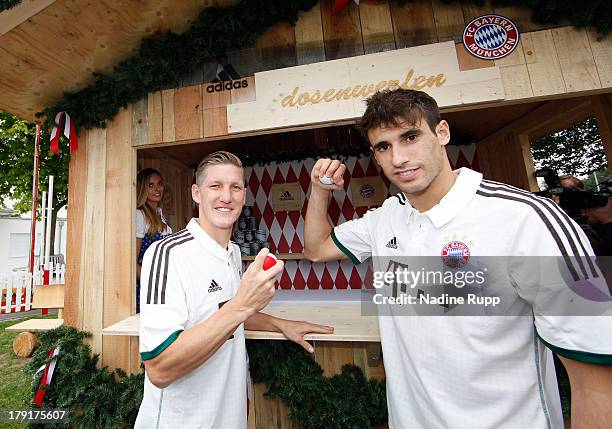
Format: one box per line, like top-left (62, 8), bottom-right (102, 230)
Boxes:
top-left (476, 131), bottom-right (538, 191)
top-left (64, 130), bottom-right (88, 328)
top-left (102, 106), bottom-right (134, 371)
top-left (591, 95), bottom-right (612, 169)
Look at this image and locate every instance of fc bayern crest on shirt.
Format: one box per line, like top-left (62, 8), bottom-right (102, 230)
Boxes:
top-left (441, 241), bottom-right (471, 269)
top-left (462, 14), bottom-right (520, 60)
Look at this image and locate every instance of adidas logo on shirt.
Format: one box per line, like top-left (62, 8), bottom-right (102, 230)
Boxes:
top-left (280, 190), bottom-right (294, 201)
top-left (386, 237), bottom-right (398, 249)
top-left (208, 279), bottom-right (222, 293)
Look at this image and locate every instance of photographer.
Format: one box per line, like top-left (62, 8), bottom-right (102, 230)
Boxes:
top-left (538, 169), bottom-right (612, 255)
top-left (582, 196), bottom-right (612, 255)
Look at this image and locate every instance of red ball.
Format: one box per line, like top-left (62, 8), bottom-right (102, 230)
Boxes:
top-left (262, 254), bottom-right (278, 271)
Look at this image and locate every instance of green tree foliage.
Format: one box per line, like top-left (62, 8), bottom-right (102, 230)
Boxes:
top-left (531, 118), bottom-right (607, 178)
top-left (0, 111), bottom-right (70, 253)
top-left (0, 0), bottom-right (21, 13)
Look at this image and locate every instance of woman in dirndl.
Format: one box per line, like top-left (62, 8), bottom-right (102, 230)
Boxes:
top-left (135, 168), bottom-right (172, 312)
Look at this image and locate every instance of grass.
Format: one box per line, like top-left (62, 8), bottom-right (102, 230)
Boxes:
top-left (0, 314), bottom-right (55, 429)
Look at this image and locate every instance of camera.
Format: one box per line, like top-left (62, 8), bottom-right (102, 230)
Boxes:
top-left (535, 168), bottom-right (611, 219)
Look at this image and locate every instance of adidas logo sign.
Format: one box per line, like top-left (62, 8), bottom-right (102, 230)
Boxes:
top-left (280, 190), bottom-right (294, 201)
top-left (386, 237), bottom-right (398, 249)
top-left (208, 279), bottom-right (222, 293)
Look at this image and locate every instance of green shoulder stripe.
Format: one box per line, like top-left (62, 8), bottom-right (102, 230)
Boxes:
top-left (140, 330), bottom-right (183, 361)
top-left (331, 229), bottom-right (360, 264)
top-left (537, 332), bottom-right (612, 365)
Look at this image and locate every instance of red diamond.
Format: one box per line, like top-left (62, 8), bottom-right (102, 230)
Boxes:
top-left (260, 169), bottom-right (273, 193)
top-left (277, 235), bottom-right (290, 253)
top-left (262, 203), bottom-right (274, 228)
top-left (298, 165), bottom-right (311, 194)
top-left (328, 198), bottom-right (341, 224)
top-left (356, 207), bottom-right (368, 217)
top-left (365, 158), bottom-right (379, 176)
top-left (279, 270), bottom-right (292, 289)
top-left (252, 204), bottom-right (261, 220)
top-left (273, 167), bottom-right (285, 184)
top-left (320, 266), bottom-right (333, 289)
top-left (352, 160), bottom-right (365, 178)
top-left (349, 268), bottom-right (362, 289)
top-left (335, 268), bottom-right (348, 289)
top-left (301, 198), bottom-right (309, 217)
top-left (364, 266), bottom-right (374, 289)
top-left (291, 234), bottom-right (302, 253)
top-left (341, 198), bottom-right (355, 221)
top-left (288, 210), bottom-right (300, 228)
top-left (248, 171), bottom-right (260, 196)
top-left (307, 268), bottom-right (319, 289)
top-left (293, 269), bottom-right (305, 290)
top-left (342, 168), bottom-right (351, 191)
top-left (286, 165), bottom-right (298, 182)
top-left (276, 211), bottom-right (287, 229)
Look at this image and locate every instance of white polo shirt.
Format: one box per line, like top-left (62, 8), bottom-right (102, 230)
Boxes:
top-left (135, 218), bottom-right (247, 429)
top-left (333, 168), bottom-right (612, 429)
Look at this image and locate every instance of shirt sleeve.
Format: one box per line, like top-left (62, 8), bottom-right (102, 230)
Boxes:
top-left (139, 241), bottom-right (188, 361)
top-left (331, 208), bottom-right (379, 264)
top-left (508, 201), bottom-right (612, 364)
top-left (135, 209), bottom-right (147, 238)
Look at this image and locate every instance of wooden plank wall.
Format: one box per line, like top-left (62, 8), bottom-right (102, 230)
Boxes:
top-left (102, 107), bottom-right (134, 371)
top-left (64, 130), bottom-right (88, 327)
top-left (130, 1), bottom-right (612, 146)
top-left (136, 152), bottom-right (193, 234)
top-left (64, 108), bottom-right (136, 368)
top-left (149, 0), bottom-right (597, 89)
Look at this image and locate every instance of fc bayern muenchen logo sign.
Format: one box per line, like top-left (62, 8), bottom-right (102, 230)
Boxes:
top-left (463, 14), bottom-right (520, 60)
top-left (441, 241), bottom-right (470, 269)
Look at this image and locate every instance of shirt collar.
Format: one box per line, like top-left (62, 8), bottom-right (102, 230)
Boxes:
top-left (186, 218), bottom-right (234, 261)
top-left (423, 168), bottom-right (483, 228)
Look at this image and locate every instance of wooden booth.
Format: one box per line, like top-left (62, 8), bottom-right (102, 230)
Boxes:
top-left (2, 0), bottom-right (612, 427)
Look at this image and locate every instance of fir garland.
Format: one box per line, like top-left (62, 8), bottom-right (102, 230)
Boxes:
top-left (38, 0), bottom-right (319, 130)
top-left (0, 0), bottom-right (21, 13)
top-left (247, 340), bottom-right (387, 429)
top-left (25, 326), bottom-right (572, 428)
top-left (35, 0), bottom-right (609, 135)
top-left (24, 327), bottom-right (387, 428)
top-left (26, 326), bottom-right (143, 429)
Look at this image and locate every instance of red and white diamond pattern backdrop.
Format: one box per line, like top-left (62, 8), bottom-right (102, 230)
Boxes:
top-left (244, 146), bottom-right (479, 289)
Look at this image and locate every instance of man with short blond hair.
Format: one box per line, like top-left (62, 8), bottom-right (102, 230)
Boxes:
top-left (136, 151), bottom-right (333, 428)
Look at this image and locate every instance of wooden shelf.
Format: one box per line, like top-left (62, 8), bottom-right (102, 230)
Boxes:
top-left (241, 253), bottom-right (305, 261)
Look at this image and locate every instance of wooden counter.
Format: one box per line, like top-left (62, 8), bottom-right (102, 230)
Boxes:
top-left (101, 290), bottom-right (386, 428)
top-left (102, 290), bottom-right (380, 342)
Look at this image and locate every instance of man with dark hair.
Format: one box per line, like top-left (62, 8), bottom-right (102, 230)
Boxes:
top-left (304, 89), bottom-right (612, 428)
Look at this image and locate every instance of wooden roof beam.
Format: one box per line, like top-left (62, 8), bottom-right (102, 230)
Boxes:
top-left (0, 0), bottom-right (56, 36)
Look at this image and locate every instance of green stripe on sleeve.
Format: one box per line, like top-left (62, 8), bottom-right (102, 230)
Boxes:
top-left (331, 229), bottom-right (360, 265)
top-left (140, 330), bottom-right (183, 361)
top-left (536, 331), bottom-right (612, 365)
